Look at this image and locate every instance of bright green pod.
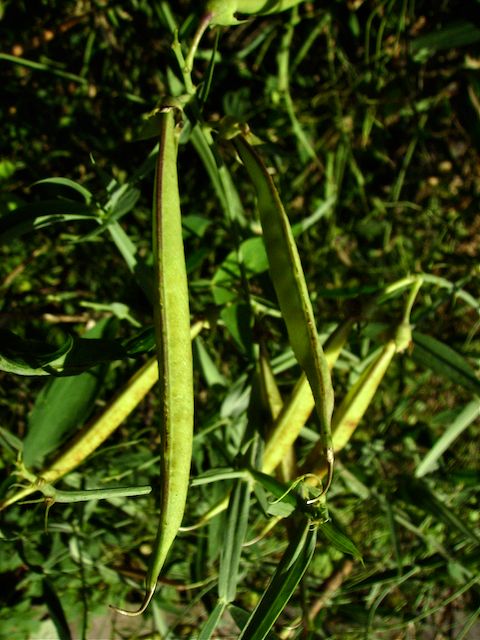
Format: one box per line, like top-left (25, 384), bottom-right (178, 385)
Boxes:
top-left (262, 319), bottom-right (354, 476)
top-left (303, 321), bottom-right (412, 477)
top-left (206, 0), bottom-right (310, 26)
top-left (232, 134), bottom-right (335, 491)
top-left (114, 105), bottom-right (194, 616)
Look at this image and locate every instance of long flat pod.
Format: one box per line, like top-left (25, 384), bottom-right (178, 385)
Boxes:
top-left (262, 319), bottom-right (354, 475)
top-left (114, 105), bottom-right (194, 615)
top-left (303, 319), bottom-right (414, 478)
top-left (232, 135), bottom-right (334, 490)
top-left (0, 325), bottom-right (203, 513)
top-left (206, 0), bottom-right (309, 25)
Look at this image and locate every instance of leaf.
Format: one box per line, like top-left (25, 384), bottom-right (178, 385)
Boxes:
top-left (0, 426), bottom-right (23, 453)
top-left (415, 398), bottom-right (480, 478)
top-left (104, 183), bottom-right (141, 221)
top-left (33, 177), bottom-right (92, 203)
top-left (193, 336), bottom-right (227, 387)
top-left (318, 520), bottom-right (363, 562)
top-left (238, 520), bottom-right (317, 640)
top-left (411, 21), bottom-right (480, 59)
top-left (218, 480), bottom-right (252, 603)
top-left (249, 468), bottom-right (304, 514)
top-left (182, 214), bottom-right (212, 238)
top-left (402, 478), bottom-right (480, 546)
top-left (0, 200), bottom-right (97, 243)
top-left (412, 332), bottom-right (480, 395)
top-left (41, 578), bottom-right (72, 640)
top-left (221, 303), bottom-right (253, 355)
top-left (210, 205), bottom-right (332, 306)
top-left (229, 605), bottom-right (280, 639)
top-left (198, 601), bottom-right (228, 640)
top-left (122, 326), bottom-right (156, 355)
top-left (211, 250), bottom-right (244, 305)
top-left (22, 319), bottom-right (115, 469)
top-left (0, 329), bottom-right (127, 376)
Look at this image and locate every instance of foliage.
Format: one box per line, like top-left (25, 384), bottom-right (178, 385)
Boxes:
top-left (1, 1), bottom-right (479, 638)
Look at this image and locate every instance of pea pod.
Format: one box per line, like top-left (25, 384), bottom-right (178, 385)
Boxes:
top-left (206, 0), bottom-right (309, 26)
top-left (262, 319), bottom-right (354, 476)
top-left (303, 321), bottom-right (412, 477)
top-left (113, 105), bottom-right (194, 615)
top-left (232, 134), bottom-right (335, 492)
top-left (0, 319), bottom-right (204, 513)
top-left (182, 320), bottom-right (352, 531)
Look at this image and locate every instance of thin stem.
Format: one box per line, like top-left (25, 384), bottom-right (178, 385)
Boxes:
top-left (402, 276), bottom-right (423, 326)
top-left (185, 13), bottom-right (213, 74)
top-left (171, 30), bottom-right (195, 94)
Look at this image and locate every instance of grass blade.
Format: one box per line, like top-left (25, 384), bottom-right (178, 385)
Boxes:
top-left (218, 480), bottom-right (252, 603)
top-left (238, 519), bottom-right (317, 640)
top-left (198, 601), bottom-right (227, 640)
top-left (415, 398), bottom-right (480, 478)
top-left (412, 332), bottom-right (480, 395)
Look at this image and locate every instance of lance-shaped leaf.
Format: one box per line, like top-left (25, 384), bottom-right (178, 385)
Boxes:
top-left (238, 519), bottom-right (317, 640)
top-left (22, 318), bottom-right (116, 469)
top-left (0, 329), bottom-right (127, 376)
top-left (412, 332), bottom-right (480, 395)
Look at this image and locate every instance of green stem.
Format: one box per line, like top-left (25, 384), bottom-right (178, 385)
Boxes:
top-left (41, 485), bottom-right (152, 504)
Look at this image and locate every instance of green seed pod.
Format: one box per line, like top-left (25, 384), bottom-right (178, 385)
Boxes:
top-left (206, 0), bottom-right (310, 26)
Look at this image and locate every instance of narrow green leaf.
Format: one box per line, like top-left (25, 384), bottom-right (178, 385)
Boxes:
top-left (191, 124), bottom-right (246, 226)
top-left (123, 326), bottom-right (156, 355)
top-left (22, 319), bottom-right (115, 468)
top-left (248, 468), bottom-right (304, 513)
top-left (0, 329), bottom-right (127, 376)
top-left (229, 605), bottom-right (281, 639)
top-left (211, 209), bottom-right (331, 306)
top-left (403, 479), bottom-right (480, 546)
top-left (104, 183), bottom-right (141, 221)
top-left (318, 520), bottom-right (363, 562)
top-left (33, 177), bottom-right (92, 203)
top-left (41, 578), bottom-right (72, 640)
top-left (411, 21), bottom-right (480, 57)
top-left (182, 214), bottom-right (212, 238)
top-left (0, 200), bottom-right (96, 243)
top-left (198, 601), bottom-right (227, 640)
top-left (218, 480), bottom-right (251, 603)
top-left (416, 398), bottom-right (480, 478)
top-left (0, 426), bottom-right (23, 453)
top-left (221, 303), bottom-right (253, 355)
top-left (238, 520), bottom-right (317, 640)
top-left (412, 332), bottom-right (480, 395)
top-left (193, 336), bottom-right (227, 387)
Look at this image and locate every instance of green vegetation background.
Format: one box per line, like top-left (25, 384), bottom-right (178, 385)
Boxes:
top-left (0, 1), bottom-right (479, 638)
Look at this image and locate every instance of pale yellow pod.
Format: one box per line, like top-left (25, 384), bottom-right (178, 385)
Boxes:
top-left (303, 330), bottom-right (407, 478)
top-left (0, 323), bottom-right (204, 513)
top-left (262, 319), bottom-right (355, 475)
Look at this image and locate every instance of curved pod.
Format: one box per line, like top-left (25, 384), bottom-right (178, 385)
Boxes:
top-left (114, 106), bottom-right (194, 615)
top-left (233, 135), bottom-right (334, 491)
